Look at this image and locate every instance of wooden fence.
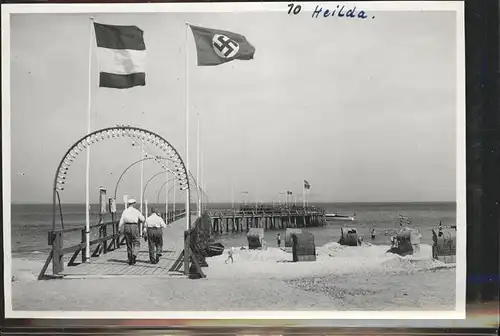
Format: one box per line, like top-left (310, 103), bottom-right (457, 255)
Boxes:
top-left (169, 211), bottom-right (212, 279)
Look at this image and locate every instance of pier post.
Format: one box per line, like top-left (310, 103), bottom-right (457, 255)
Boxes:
top-left (111, 212), bottom-right (116, 250)
top-left (52, 231), bottom-right (63, 275)
top-left (102, 224), bottom-right (108, 253)
top-left (115, 222), bottom-right (121, 248)
top-left (81, 229), bottom-right (86, 263)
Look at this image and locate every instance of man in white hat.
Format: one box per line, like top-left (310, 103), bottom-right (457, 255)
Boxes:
top-left (118, 198), bottom-right (145, 265)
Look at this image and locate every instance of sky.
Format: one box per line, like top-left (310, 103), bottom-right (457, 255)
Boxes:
top-left (8, 9), bottom-right (459, 204)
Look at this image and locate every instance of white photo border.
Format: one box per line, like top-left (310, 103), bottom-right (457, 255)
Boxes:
top-left (2, 1), bottom-right (466, 320)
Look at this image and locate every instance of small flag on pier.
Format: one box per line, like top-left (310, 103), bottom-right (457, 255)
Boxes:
top-left (304, 180), bottom-right (311, 189)
top-left (94, 22), bottom-right (146, 89)
top-left (189, 24), bottom-right (255, 66)
top-left (287, 191), bottom-right (293, 195)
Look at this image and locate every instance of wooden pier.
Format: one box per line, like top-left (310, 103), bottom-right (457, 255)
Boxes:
top-left (38, 204), bottom-right (327, 280)
top-left (207, 205), bottom-right (326, 234)
top-left (38, 210), bottom-right (187, 279)
top-left (57, 215), bottom-right (196, 278)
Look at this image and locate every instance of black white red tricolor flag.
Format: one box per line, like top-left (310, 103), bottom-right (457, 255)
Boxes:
top-left (304, 180), bottom-right (311, 190)
top-left (93, 22), bottom-right (146, 89)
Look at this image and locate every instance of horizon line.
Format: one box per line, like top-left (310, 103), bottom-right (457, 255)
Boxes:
top-left (9, 200), bottom-right (457, 205)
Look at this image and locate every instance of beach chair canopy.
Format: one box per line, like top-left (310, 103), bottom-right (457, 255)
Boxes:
top-left (247, 227), bottom-right (264, 240)
top-left (285, 228), bottom-right (302, 247)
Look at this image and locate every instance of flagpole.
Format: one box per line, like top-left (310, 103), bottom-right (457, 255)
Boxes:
top-left (140, 140), bottom-right (144, 213)
top-left (303, 183), bottom-right (305, 208)
top-left (85, 17), bottom-right (95, 263)
top-left (165, 159), bottom-right (168, 222)
top-left (173, 178), bottom-right (176, 215)
top-left (196, 112), bottom-right (201, 217)
top-left (306, 189), bottom-right (309, 207)
top-left (201, 150), bottom-right (204, 211)
top-left (231, 180), bottom-right (234, 210)
top-left (184, 22), bottom-right (191, 275)
top-left (185, 22), bottom-right (191, 227)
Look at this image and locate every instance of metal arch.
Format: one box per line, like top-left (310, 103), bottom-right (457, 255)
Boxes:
top-left (157, 179), bottom-right (177, 204)
top-left (157, 183), bottom-right (179, 205)
top-left (54, 126), bottom-right (187, 191)
top-left (113, 156), bottom-right (176, 201)
top-left (141, 172), bottom-right (177, 206)
top-left (156, 173), bottom-right (207, 207)
top-left (51, 126), bottom-right (190, 231)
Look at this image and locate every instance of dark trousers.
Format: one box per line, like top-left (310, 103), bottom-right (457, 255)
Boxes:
top-left (124, 224), bottom-right (140, 264)
top-left (147, 227), bottom-right (163, 263)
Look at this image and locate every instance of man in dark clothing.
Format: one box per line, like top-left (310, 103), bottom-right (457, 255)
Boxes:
top-left (277, 233), bottom-right (281, 248)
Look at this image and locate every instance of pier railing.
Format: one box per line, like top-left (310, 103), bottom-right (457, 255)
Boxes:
top-left (207, 207), bottom-right (326, 218)
top-left (38, 210), bottom-right (186, 280)
top-left (169, 211), bottom-right (211, 278)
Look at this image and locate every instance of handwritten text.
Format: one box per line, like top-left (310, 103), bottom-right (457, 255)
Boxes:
top-left (287, 3), bottom-right (375, 20)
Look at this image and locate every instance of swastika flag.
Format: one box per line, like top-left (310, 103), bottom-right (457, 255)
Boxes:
top-left (189, 24), bottom-right (255, 66)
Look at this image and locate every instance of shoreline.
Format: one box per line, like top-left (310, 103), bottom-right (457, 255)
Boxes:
top-left (9, 243), bottom-right (457, 311)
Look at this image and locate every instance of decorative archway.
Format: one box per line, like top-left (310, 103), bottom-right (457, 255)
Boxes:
top-left (113, 156), bottom-right (176, 201)
top-left (142, 172), bottom-right (176, 206)
top-left (156, 174), bottom-right (206, 205)
top-left (52, 126), bottom-right (190, 231)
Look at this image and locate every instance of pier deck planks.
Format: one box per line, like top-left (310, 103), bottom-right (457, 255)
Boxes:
top-left (59, 216), bottom-right (196, 277)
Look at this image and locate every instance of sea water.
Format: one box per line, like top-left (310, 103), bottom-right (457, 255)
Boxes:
top-left (10, 202), bottom-right (455, 261)
top-left (212, 202), bottom-right (456, 248)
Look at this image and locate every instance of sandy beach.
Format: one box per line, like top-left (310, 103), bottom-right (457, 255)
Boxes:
top-left (10, 241), bottom-right (456, 311)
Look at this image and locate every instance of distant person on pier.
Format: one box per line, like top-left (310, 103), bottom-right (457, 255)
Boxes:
top-left (371, 227), bottom-right (376, 240)
top-left (118, 199), bottom-right (145, 265)
top-left (143, 208), bottom-right (167, 264)
top-left (277, 233), bottom-right (281, 248)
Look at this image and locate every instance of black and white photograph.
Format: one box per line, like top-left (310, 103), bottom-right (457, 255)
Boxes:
top-left (2, 2), bottom-right (465, 318)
